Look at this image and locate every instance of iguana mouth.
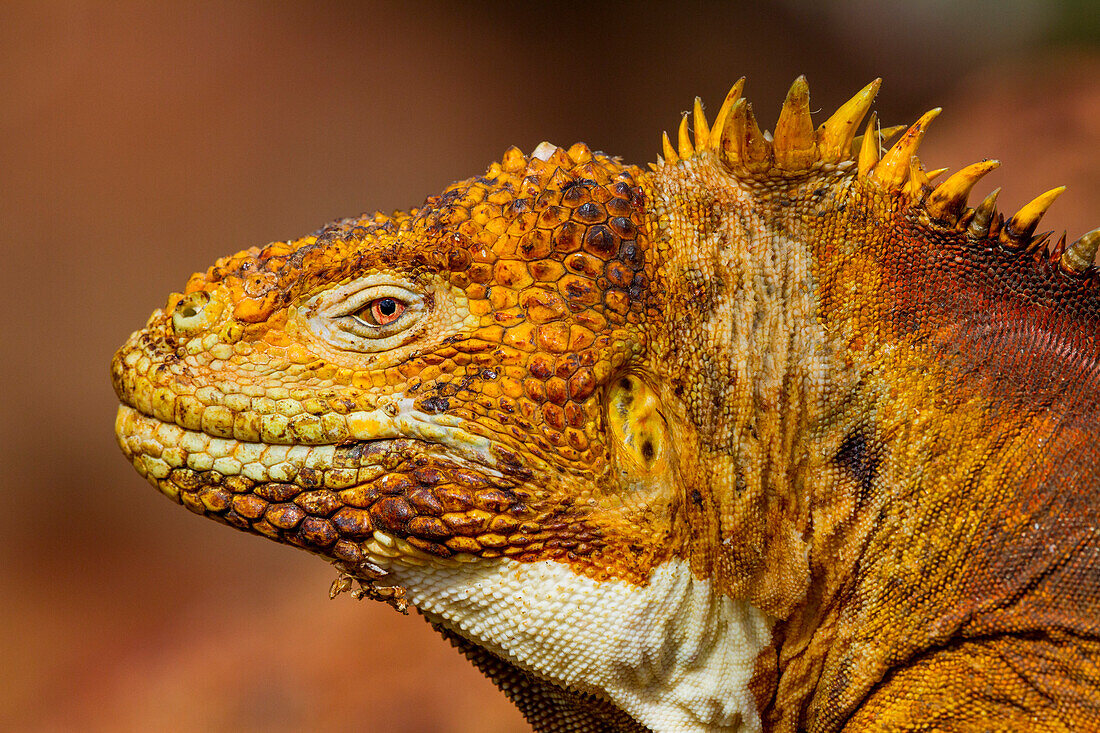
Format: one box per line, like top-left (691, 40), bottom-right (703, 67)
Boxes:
top-left (115, 405), bottom-right (440, 561)
top-left (116, 402), bottom-right (502, 612)
top-left (115, 404), bottom-right (552, 569)
top-left (115, 405), bottom-right (403, 502)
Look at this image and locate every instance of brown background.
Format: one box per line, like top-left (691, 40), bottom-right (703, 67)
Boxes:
top-left (3, 2), bottom-right (1099, 731)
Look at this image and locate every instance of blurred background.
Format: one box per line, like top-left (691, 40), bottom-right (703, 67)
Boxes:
top-left (2, 1), bottom-right (1098, 731)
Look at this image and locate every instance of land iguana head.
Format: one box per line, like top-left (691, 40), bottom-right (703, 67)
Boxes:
top-left (113, 77), bottom-right (1100, 732)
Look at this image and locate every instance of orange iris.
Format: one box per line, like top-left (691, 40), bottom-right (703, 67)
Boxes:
top-left (367, 297), bottom-right (405, 326)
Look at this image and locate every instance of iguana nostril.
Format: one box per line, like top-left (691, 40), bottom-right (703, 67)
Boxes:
top-left (171, 291), bottom-right (211, 334)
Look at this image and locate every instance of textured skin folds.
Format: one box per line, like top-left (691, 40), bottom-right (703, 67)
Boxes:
top-left (113, 80), bottom-right (1100, 731)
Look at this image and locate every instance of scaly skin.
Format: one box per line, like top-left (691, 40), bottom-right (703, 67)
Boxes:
top-left (113, 77), bottom-right (1100, 731)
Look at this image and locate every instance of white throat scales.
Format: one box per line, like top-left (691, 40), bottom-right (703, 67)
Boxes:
top-left (385, 557), bottom-right (774, 732)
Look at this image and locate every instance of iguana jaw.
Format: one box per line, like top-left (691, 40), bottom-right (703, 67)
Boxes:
top-left (117, 399), bottom-right (777, 730)
top-left (114, 404), bottom-right (488, 571)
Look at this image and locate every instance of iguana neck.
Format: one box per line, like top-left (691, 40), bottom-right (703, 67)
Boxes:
top-left (642, 148), bottom-right (1100, 599)
top-left (641, 153), bottom-right (1100, 727)
top-left (640, 157), bottom-right (861, 617)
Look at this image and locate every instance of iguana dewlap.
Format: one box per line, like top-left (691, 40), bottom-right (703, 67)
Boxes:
top-left (112, 77), bottom-right (1100, 732)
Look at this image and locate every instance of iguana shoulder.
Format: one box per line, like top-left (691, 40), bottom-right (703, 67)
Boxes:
top-left (113, 76), bottom-right (1100, 731)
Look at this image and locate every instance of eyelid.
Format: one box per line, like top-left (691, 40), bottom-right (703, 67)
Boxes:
top-left (300, 274), bottom-right (466, 361)
top-left (324, 283), bottom-right (420, 319)
top-left (304, 278), bottom-right (427, 351)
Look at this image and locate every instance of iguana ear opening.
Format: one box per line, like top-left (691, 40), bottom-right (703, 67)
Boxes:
top-left (605, 375), bottom-right (674, 492)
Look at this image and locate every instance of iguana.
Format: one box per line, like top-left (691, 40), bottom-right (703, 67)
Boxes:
top-left (112, 76), bottom-right (1100, 731)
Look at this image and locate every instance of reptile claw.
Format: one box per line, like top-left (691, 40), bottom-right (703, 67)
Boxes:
top-left (329, 573), bottom-right (355, 600)
top-left (330, 565), bottom-right (408, 614)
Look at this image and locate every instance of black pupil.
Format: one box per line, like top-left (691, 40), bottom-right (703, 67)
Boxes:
top-left (377, 298), bottom-right (397, 317)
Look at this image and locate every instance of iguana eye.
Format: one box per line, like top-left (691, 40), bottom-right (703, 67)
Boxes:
top-left (335, 286), bottom-right (420, 340)
top-left (354, 297), bottom-right (407, 327)
top-left (301, 273), bottom-right (470, 360)
top-left (301, 278), bottom-right (440, 354)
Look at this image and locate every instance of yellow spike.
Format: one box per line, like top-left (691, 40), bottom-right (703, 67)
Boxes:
top-left (718, 98), bottom-right (748, 169)
top-left (1001, 186), bottom-right (1066, 247)
top-left (661, 131), bottom-right (679, 165)
top-left (1061, 227), bottom-right (1100, 273)
top-left (872, 108), bottom-right (941, 189)
top-left (926, 167), bottom-right (949, 182)
top-left (677, 113), bottom-right (694, 160)
top-left (708, 78), bottom-right (746, 151)
top-left (774, 75), bottom-right (818, 170)
top-left (858, 112), bottom-right (879, 178)
top-left (718, 98), bottom-right (771, 173)
top-left (818, 78), bottom-right (881, 163)
top-left (906, 156), bottom-right (931, 199)
top-left (967, 187), bottom-right (1000, 239)
top-left (693, 97), bottom-right (710, 151)
top-left (741, 102), bottom-right (772, 171)
top-left (926, 159), bottom-right (1001, 223)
